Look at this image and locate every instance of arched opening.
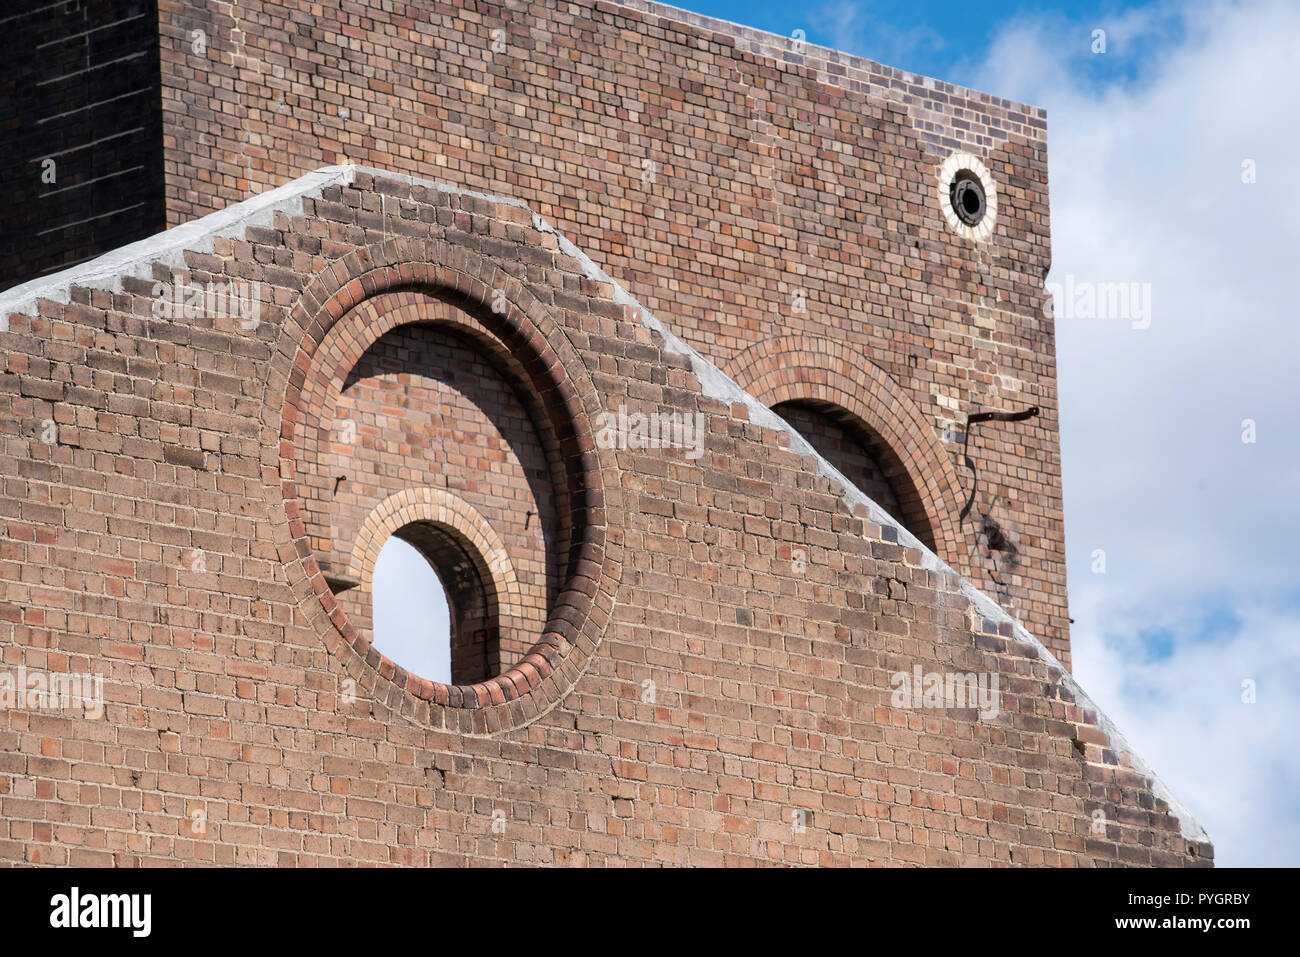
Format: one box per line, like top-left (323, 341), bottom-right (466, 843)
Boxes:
top-left (372, 534), bottom-right (453, 684)
top-left (773, 399), bottom-right (937, 550)
top-left (370, 520), bottom-right (501, 685)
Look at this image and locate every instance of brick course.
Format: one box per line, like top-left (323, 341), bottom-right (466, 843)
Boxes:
top-left (0, 168), bottom-right (1210, 865)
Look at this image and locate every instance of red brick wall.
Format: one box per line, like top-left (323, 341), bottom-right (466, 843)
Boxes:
top-left (774, 401), bottom-right (914, 547)
top-left (155, 0), bottom-right (1070, 664)
top-left (0, 171), bottom-right (1209, 865)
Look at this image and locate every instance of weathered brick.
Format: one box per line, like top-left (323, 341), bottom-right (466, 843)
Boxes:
top-left (0, 1), bottom-right (1210, 871)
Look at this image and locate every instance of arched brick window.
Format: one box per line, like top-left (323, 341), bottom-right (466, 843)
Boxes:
top-left (773, 399), bottom-right (937, 551)
top-left (340, 484), bottom-right (535, 687)
top-left (723, 334), bottom-right (965, 568)
top-left (386, 521), bottom-right (495, 684)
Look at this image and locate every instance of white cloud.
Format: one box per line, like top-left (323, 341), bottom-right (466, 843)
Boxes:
top-left (808, 0), bottom-right (949, 72)
top-left (971, 0), bottom-right (1300, 865)
top-left (1071, 595), bottom-right (1300, 866)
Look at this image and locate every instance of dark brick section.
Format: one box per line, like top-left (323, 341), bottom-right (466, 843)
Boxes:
top-left (0, 0), bottom-right (165, 287)
top-left (161, 444), bottom-right (206, 469)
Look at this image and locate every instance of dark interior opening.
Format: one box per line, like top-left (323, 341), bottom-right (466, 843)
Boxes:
top-left (950, 171), bottom-right (986, 226)
top-left (773, 399), bottom-right (937, 550)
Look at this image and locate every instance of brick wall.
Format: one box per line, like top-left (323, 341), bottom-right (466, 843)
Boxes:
top-left (0, 169), bottom-right (1209, 865)
top-left (773, 401), bottom-right (914, 547)
top-left (154, 0), bottom-right (1070, 666)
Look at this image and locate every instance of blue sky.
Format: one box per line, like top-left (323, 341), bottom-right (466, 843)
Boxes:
top-left (677, 0), bottom-right (1182, 88)
top-left (373, 0), bottom-right (1299, 866)
top-left (372, 536), bottom-right (451, 683)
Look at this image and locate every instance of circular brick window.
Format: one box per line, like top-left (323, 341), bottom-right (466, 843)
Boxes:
top-left (269, 244), bottom-right (618, 734)
top-left (319, 315), bottom-right (558, 681)
top-left (937, 151), bottom-right (997, 241)
top-left (308, 300), bottom-right (561, 681)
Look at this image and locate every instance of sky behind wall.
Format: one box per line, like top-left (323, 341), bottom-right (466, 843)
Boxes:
top-left (375, 0), bottom-right (1300, 866)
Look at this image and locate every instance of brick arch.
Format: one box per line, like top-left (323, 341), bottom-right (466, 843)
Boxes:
top-left (347, 487), bottom-right (535, 684)
top-left (348, 487), bottom-right (526, 616)
top-left (302, 289), bottom-right (565, 639)
top-left (259, 237), bottom-right (619, 735)
top-left (724, 335), bottom-right (964, 566)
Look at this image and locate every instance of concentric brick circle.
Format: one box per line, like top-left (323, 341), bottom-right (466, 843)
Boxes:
top-left (937, 151), bottom-right (998, 242)
top-left (260, 237), bottom-right (618, 734)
